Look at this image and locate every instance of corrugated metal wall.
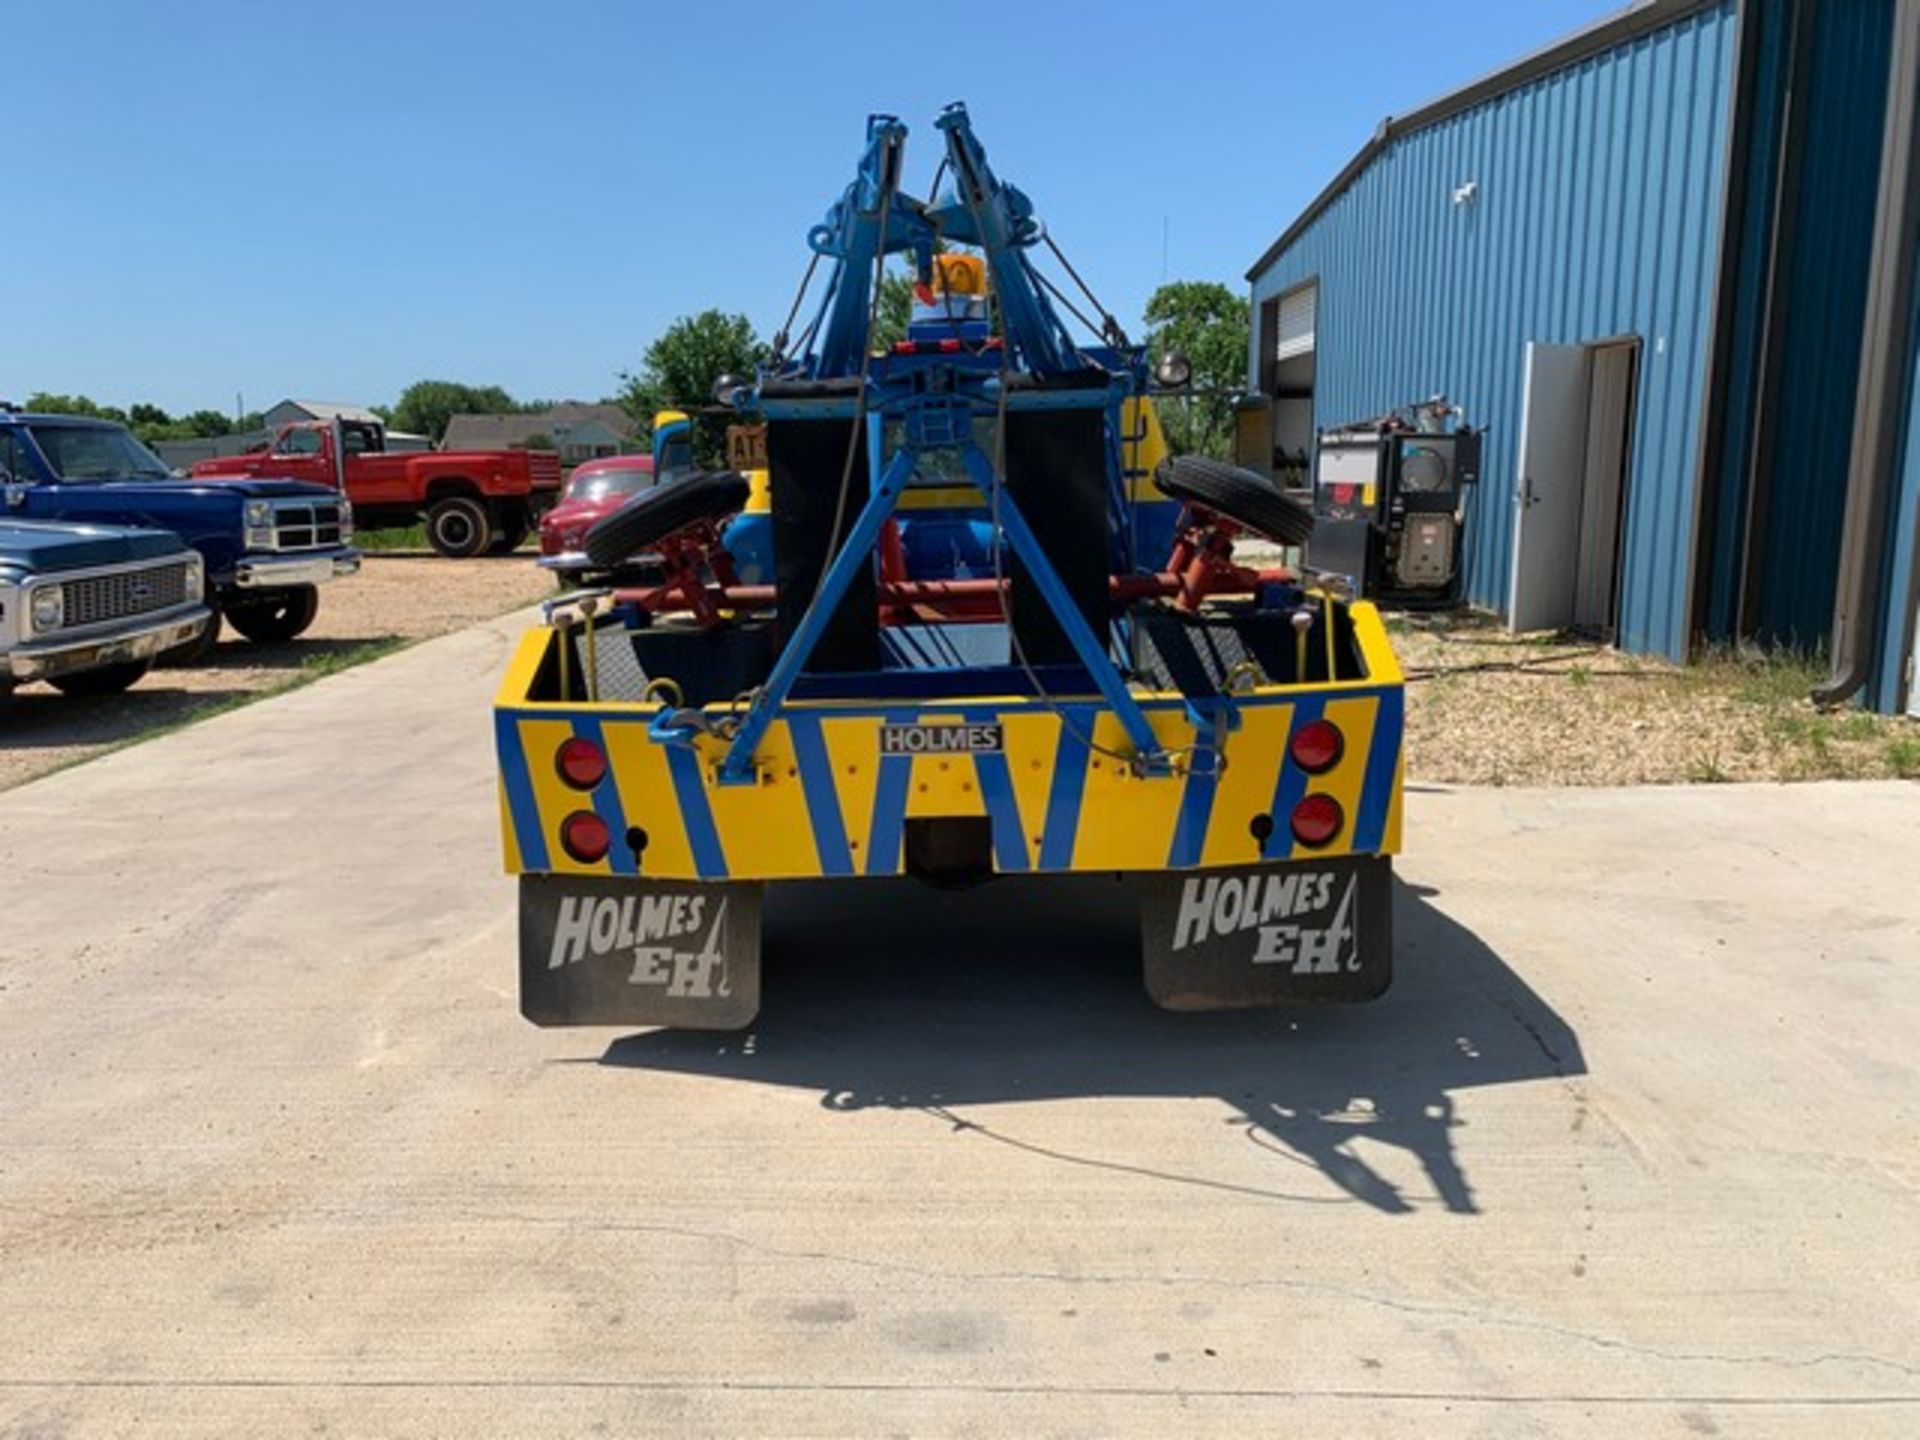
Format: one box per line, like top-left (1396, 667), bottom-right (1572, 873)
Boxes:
top-left (1742, 0), bottom-right (1895, 649)
top-left (1249, 4), bottom-right (1737, 659)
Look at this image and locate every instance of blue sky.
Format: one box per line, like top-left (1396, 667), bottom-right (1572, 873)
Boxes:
top-left (5, 0), bottom-right (1610, 417)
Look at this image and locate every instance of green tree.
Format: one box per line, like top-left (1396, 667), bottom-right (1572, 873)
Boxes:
top-left (617, 310), bottom-right (766, 465)
top-left (872, 270), bottom-right (916, 352)
top-left (24, 392), bottom-right (130, 425)
top-left (521, 432), bottom-right (555, 451)
top-left (181, 409), bottom-right (234, 437)
top-left (389, 380), bottom-right (518, 444)
top-left (1141, 280), bottom-right (1251, 460)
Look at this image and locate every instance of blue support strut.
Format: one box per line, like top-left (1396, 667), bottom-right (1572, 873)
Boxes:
top-left (955, 440), bottom-right (1169, 774)
top-left (718, 448), bottom-right (917, 785)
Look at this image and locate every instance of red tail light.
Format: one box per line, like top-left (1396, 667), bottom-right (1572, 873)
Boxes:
top-left (1290, 793), bottom-right (1344, 848)
top-left (561, 810), bottom-right (611, 863)
top-left (1290, 718), bottom-right (1344, 773)
top-left (556, 737), bottom-right (607, 789)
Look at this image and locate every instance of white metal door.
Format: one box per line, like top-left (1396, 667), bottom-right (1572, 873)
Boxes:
top-left (1509, 342), bottom-right (1592, 633)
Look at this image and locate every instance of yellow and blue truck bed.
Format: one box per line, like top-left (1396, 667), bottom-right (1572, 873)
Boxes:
top-left (495, 595), bottom-right (1404, 1028)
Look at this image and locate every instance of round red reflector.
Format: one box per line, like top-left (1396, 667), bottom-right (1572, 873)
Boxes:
top-left (560, 810), bottom-right (611, 864)
top-left (556, 737), bottom-right (607, 789)
top-left (1290, 718), bottom-right (1344, 773)
top-left (1290, 793), bottom-right (1344, 848)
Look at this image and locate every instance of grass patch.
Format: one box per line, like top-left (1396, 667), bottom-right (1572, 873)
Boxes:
top-left (1886, 733), bottom-right (1920, 779)
top-left (353, 525), bottom-right (428, 552)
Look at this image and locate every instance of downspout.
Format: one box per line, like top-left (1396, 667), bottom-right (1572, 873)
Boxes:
top-left (1813, 0), bottom-right (1920, 706)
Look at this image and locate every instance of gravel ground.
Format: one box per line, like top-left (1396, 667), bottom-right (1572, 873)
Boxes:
top-left (1228, 537), bottom-right (1918, 785)
top-left (0, 548), bottom-right (552, 792)
top-left (1390, 609), bottom-right (1920, 786)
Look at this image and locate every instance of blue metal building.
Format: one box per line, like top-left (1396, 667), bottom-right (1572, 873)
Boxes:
top-left (1246, 0), bottom-right (1920, 713)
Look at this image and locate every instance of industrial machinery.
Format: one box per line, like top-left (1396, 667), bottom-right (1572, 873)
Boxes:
top-left (1308, 397), bottom-right (1483, 607)
top-left (493, 105), bottom-right (1406, 1029)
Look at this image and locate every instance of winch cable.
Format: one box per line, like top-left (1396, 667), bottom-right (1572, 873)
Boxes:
top-left (718, 177), bottom-right (897, 743)
top-left (812, 177), bottom-right (894, 621)
top-left (1041, 231), bottom-right (1129, 348)
top-left (768, 250), bottom-right (823, 366)
top-left (1029, 263), bottom-right (1108, 349)
top-left (951, 180), bottom-right (1213, 777)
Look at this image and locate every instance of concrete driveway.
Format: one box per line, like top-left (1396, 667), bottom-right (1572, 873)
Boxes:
top-left (1, 613), bottom-right (1915, 1437)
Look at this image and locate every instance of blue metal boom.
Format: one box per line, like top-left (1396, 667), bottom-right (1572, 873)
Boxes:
top-left (804, 115), bottom-right (935, 380)
top-left (928, 102), bottom-right (1084, 378)
top-left (718, 105), bottom-right (1166, 786)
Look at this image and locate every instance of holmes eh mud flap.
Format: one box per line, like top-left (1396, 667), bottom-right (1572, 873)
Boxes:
top-left (519, 875), bottom-right (762, 1029)
top-left (1137, 855), bottom-right (1393, 1010)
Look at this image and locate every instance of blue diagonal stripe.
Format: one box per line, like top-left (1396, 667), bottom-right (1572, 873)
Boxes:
top-left (495, 711), bottom-right (549, 872)
top-left (967, 707), bottom-right (1028, 873)
top-left (788, 712), bottom-right (854, 877)
top-left (571, 714), bottom-right (636, 875)
top-left (1037, 707), bottom-right (1092, 872)
top-left (1352, 689), bottom-right (1403, 855)
top-left (1261, 697), bottom-right (1322, 862)
top-left (1167, 709), bottom-right (1224, 870)
top-left (865, 709), bottom-right (917, 876)
top-left (665, 743), bottom-right (728, 879)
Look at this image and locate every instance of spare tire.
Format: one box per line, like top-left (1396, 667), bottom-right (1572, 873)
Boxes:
top-left (584, 470), bottom-right (751, 570)
top-left (1154, 455), bottom-right (1317, 547)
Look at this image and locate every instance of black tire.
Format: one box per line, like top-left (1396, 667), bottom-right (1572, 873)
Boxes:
top-left (158, 605), bottom-right (221, 666)
top-left (584, 470), bottom-right (749, 570)
top-left (1154, 455), bottom-right (1317, 547)
top-left (49, 659), bottom-right (152, 697)
top-left (489, 511), bottom-right (532, 554)
top-left (425, 495), bottom-right (494, 558)
top-left (225, 585), bottom-right (320, 643)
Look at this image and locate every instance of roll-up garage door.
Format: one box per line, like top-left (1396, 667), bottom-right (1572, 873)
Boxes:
top-left (1276, 284), bottom-right (1317, 361)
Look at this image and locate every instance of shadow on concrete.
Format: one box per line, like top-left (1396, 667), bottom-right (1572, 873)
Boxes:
top-left (599, 876), bottom-right (1584, 1217)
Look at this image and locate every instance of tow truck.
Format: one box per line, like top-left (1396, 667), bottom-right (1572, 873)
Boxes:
top-left (494, 105), bottom-right (1404, 1028)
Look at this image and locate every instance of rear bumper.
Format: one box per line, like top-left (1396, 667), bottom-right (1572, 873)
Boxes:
top-left (494, 655), bottom-right (1404, 885)
top-left (8, 604), bottom-right (211, 681)
top-left (231, 548), bottom-right (360, 589)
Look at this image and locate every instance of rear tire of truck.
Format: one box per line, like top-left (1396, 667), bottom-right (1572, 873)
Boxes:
top-left (584, 470), bottom-right (749, 570)
top-left (425, 495), bottom-right (494, 559)
top-left (489, 512), bottom-right (531, 555)
top-left (158, 606), bottom-right (221, 667)
top-left (1154, 456), bottom-right (1317, 547)
top-left (225, 585), bottom-right (320, 644)
top-left (48, 659), bottom-right (153, 697)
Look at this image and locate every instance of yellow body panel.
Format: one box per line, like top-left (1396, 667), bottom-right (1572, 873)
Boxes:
top-left (496, 602), bottom-right (1406, 884)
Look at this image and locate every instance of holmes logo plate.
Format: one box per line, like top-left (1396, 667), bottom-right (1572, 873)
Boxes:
top-left (879, 721), bottom-right (1004, 756)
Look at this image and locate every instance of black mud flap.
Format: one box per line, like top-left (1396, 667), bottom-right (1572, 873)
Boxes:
top-left (1138, 856), bottom-right (1392, 1010)
top-left (518, 875), bottom-right (761, 1030)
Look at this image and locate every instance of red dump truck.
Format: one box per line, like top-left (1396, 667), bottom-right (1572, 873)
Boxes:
top-left (193, 419), bottom-right (561, 558)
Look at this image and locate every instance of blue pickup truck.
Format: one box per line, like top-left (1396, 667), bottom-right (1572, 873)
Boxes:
top-left (0, 407), bottom-right (359, 654)
top-left (1, 518), bottom-right (211, 696)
